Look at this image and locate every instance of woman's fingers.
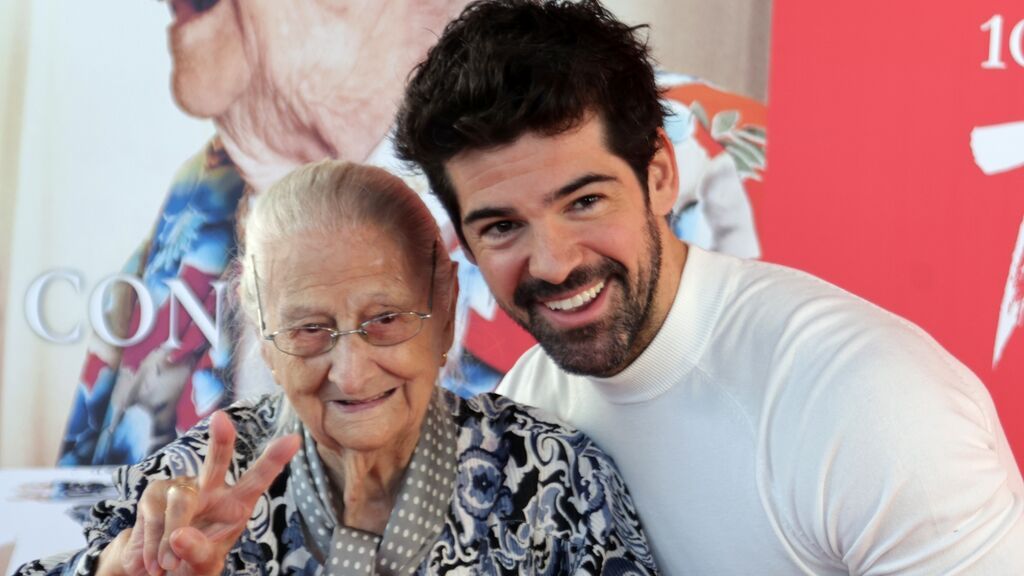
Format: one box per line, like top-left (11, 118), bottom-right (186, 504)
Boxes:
top-left (120, 515), bottom-right (148, 575)
top-left (101, 527), bottom-right (141, 576)
top-left (137, 481), bottom-right (169, 575)
top-left (169, 526), bottom-right (221, 576)
top-left (198, 411), bottom-right (236, 492)
top-left (119, 423), bottom-right (298, 576)
top-left (158, 478), bottom-right (200, 572)
top-left (233, 434), bottom-right (301, 507)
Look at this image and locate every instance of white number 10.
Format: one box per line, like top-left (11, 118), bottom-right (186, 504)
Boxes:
top-left (981, 15), bottom-right (1024, 69)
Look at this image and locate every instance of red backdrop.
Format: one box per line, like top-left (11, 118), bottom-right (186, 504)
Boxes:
top-left (762, 1), bottom-right (1024, 468)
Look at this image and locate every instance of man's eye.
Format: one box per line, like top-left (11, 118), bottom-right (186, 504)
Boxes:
top-left (571, 194), bottom-right (601, 211)
top-left (480, 220), bottom-right (520, 239)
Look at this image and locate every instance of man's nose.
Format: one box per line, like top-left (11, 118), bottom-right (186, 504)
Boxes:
top-left (526, 223), bottom-right (583, 286)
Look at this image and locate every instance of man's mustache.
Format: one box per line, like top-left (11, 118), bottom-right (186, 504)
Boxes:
top-left (513, 260), bottom-right (627, 309)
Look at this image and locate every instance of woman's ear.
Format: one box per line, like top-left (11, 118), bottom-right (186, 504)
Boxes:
top-left (259, 342), bottom-right (280, 385)
top-left (441, 260), bottom-right (459, 353)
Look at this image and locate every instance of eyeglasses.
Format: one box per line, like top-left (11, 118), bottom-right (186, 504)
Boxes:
top-left (253, 243), bottom-right (436, 358)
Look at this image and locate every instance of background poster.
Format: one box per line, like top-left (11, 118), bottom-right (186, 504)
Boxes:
top-left (761, 0), bottom-right (1024, 469)
top-left (0, 0), bottom-right (771, 468)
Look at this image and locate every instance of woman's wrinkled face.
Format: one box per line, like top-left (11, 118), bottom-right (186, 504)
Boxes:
top-left (259, 227), bottom-right (449, 454)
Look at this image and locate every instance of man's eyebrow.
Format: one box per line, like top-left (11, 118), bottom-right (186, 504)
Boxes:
top-left (462, 173), bottom-right (618, 227)
top-left (543, 173), bottom-right (618, 205)
top-left (463, 206), bottom-right (515, 228)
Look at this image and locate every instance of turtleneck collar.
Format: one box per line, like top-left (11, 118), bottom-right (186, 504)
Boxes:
top-left (587, 245), bottom-right (728, 404)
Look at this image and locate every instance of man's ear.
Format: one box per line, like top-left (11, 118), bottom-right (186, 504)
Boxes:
top-left (457, 234), bottom-right (477, 265)
top-left (647, 128), bottom-right (680, 218)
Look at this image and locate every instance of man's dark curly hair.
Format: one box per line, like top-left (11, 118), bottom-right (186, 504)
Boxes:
top-left (394, 0), bottom-right (667, 248)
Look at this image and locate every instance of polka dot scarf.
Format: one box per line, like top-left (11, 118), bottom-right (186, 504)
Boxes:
top-left (287, 394), bottom-right (458, 575)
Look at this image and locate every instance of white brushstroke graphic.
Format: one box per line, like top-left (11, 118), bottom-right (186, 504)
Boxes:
top-left (971, 121), bottom-right (1024, 175)
top-left (994, 217), bottom-right (1024, 368)
top-left (972, 120), bottom-right (1024, 368)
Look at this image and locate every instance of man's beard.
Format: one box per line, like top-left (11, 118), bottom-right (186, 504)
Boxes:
top-left (505, 213), bottom-right (663, 377)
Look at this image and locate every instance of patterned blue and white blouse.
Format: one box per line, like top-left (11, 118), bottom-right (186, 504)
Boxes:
top-left (19, 391), bottom-right (659, 575)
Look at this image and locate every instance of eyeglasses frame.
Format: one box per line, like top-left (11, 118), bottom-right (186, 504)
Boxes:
top-left (253, 242), bottom-right (437, 357)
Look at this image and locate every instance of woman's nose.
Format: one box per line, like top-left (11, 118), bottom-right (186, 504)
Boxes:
top-left (325, 334), bottom-right (378, 396)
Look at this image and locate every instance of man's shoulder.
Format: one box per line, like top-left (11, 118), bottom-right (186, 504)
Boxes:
top-left (691, 249), bottom-right (992, 444)
top-left (709, 251), bottom-right (937, 350)
top-left (720, 254), bottom-right (985, 412)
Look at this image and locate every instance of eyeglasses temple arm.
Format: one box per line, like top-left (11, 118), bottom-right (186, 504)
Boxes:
top-left (252, 255), bottom-right (269, 335)
top-left (427, 240), bottom-right (437, 313)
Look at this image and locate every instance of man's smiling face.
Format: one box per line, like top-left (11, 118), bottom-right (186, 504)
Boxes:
top-left (446, 115), bottom-right (680, 377)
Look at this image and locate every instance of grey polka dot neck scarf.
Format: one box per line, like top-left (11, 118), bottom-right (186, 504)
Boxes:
top-left (287, 393), bottom-right (458, 575)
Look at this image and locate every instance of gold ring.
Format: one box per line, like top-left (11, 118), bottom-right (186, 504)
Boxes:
top-left (168, 477), bottom-right (199, 496)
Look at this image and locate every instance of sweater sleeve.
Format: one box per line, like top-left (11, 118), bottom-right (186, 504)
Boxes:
top-left (767, 322), bottom-right (1024, 575)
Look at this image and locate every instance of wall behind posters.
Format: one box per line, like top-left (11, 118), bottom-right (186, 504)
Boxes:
top-left (0, 1), bottom-right (772, 468)
top-left (761, 0), bottom-right (1024, 470)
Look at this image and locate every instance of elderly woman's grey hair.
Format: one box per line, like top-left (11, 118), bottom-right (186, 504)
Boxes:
top-left (239, 160), bottom-right (452, 321)
top-left (237, 160), bottom-right (459, 436)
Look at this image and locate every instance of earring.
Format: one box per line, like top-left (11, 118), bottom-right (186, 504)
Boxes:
top-left (440, 352), bottom-right (448, 366)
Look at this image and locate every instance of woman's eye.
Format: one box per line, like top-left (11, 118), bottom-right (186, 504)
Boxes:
top-left (284, 325), bottom-right (329, 348)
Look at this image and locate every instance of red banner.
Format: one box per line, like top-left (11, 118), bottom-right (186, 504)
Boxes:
top-left (763, 1), bottom-right (1024, 467)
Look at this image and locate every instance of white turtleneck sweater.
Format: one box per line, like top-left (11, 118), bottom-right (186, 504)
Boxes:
top-left (497, 245), bottom-right (1024, 575)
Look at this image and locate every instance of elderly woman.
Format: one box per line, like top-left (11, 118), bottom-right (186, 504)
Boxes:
top-left (19, 161), bottom-right (657, 576)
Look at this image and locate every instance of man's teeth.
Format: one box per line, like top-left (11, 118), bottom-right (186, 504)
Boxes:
top-left (339, 389), bottom-right (392, 405)
top-left (544, 281), bottom-right (605, 311)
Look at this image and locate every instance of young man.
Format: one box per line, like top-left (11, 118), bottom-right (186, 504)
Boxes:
top-left (395, 0), bottom-right (1024, 573)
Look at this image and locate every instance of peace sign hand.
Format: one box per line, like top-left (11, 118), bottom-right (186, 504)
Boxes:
top-left (98, 411), bottom-right (301, 576)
